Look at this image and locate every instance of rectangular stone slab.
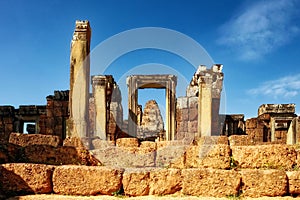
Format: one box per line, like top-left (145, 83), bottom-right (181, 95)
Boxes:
top-left (52, 165), bottom-right (123, 195)
top-left (182, 168), bottom-right (241, 197)
top-left (231, 144), bottom-right (296, 170)
top-left (240, 169), bottom-right (287, 197)
top-left (0, 163), bottom-right (54, 195)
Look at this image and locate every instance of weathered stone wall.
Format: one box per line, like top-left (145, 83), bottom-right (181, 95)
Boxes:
top-left (176, 96), bottom-right (198, 140)
top-left (0, 91), bottom-right (69, 142)
top-left (3, 134), bottom-right (300, 198)
top-left (0, 106), bottom-right (15, 141)
top-left (245, 104), bottom-right (297, 144)
top-left (42, 91), bottom-right (69, 138)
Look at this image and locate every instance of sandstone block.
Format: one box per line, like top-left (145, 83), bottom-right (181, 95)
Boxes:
top-left (156, 145), bottom-right (187, 168)
top-left (0, 143), bottom-right (20, 163)
top-left (246, 118), bottom-right (257, 129)
top-left (53, 166), bottom-right (123, 195)
top-left (185, 144), bottom-right (231, 169)
top-left (197, 136), bottom-right (228, 145)
top-left (0, 163), bottom-right (54, 195)
top-left (116, 138), bottom-right (139, 148)
top-left (122, 168), bottom-right (151, 196)
top-left (287, 171), bottom-right (300, 195)
top-left (24, 145), bottom-right (101, 166)
top-left (63, 137), bottom-right (88, 149)
top-left (240, 169), bottom-right (287, 197)
top-left (176, 97), bottom-right (188, 109)
top-left (231, 145), bottom-right (296, 170)
top-left (189, 108), bottom-right (198, 121)
top-left (92, 138), bottom-right (115, 149)
top-left (188, 121), bottom-right (198, 133)
top-left (92, 147), bottom-right (155, 168)
top-left (9, 133), bottom-right (62, 147)
top-left (140, 141), bottom-right (157, 150)
top-left (156, 140), bottom-right (186, 149)
top-left (149, 168), bottom-right (182, 195)
top-left (229, 135), bottom-right (254, 146)
top-left (188, 96), bottom-right (198, 108)
top-left (176, 108), bottom-right (189, 122)
top-left (182, 168), bottom-right (241, 197)
top-left (176, 121), bottom-right (188, 132)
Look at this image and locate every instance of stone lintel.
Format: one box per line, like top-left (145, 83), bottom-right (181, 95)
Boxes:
top-left (258, 104), bottom-right (296, 116)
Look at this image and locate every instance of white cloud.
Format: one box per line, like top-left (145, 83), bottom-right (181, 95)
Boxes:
top-left (248, 74), bottom-right (300, 99)
top-left (218, 0), bottom-right (299, 60)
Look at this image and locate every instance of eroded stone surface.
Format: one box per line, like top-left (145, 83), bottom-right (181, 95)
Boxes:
top-left (122, 168), bottom-right (151, 196)
top-left (240, 169), bottom-right (287, 197)
top-left (9, 133), bottom-right (62, 147)
top-left (92, 147), bottom-right (155, 168)
top-left (231, 145), bottom-right (296, 170)
top-left (286, 171), bottom-right (300, 195)
top-left (185, 144), bottom-right (231, 169)
top-left (116, 138), bottom-right (139, 148)
top-left (24, 145), bottom-right (101, 166)
top-left (182, 168), bottom-right (241, 197)
top-left (53, 166), bottom-right (123, 195)
top-left (149, 168), bottom-right (182, 195)
top-left (0, 163), bottom-right (54, 195)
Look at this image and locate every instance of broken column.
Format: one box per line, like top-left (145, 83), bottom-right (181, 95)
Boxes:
top-left (195, 65), bottom-right (224, 138)
top-left (91, 75), bottom-right (119, 140)
top-left (67, 20), bottom-right (91, 138)
top-left (92, 76), bottom-right (108, 140)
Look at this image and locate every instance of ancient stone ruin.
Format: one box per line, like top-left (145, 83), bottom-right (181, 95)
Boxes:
top-left (2, 20), bottom-right (300, 199)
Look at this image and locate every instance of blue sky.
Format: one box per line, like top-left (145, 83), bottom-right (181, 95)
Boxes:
top-left (0, 0), bottom-right (300, 119)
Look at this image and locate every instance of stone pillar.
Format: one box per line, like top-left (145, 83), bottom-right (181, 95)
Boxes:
top-left (127, 76), bottom-right (138, 137)
top-left (287, 117), bottom-right (297, 144)
top-left (92, 76), bottom-right (107, 140)
top-left (198, 75), bottom-right (212, 137)
top-left (196, 65), bottom-right (223, 138)
top-left (67, 20), bottom-right (91, 138)
top-left (270, 117), bottom-right (276, 142)
top-left (165, 83), bottom-right (171, 141)
top-left (170, 76), bottom-right (177, 140)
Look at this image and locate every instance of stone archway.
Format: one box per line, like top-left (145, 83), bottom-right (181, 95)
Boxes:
top-left (127, 75), bottom-right (177, 140)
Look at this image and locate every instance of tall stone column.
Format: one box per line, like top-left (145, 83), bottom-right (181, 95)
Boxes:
top-left (67, 20), bottom-right (91, 138)
top-left (196, 65), bottom-right (223, 138)
top-left (127, 76), bottom-right (138, 137)
top-left (198, 75), bottom-right (213, 137)
top-left (92, 76), bottom-right (107, 140)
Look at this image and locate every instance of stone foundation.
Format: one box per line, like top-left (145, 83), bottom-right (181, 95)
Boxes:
top-left (2, 134), bottom-right (300, 198)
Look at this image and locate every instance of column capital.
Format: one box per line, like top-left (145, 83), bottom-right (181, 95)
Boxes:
top-left (92, 75), bottom-right (107, 87)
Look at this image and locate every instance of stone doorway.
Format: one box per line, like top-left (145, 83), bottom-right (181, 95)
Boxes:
top-left (127, 75), bottom-right (177, 140)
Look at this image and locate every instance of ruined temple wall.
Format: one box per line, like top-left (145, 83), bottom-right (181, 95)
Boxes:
top-left (42, 91), bottom-right (69, 139)
top-left (0, 106), bottom-right (15, 141)
top-left (176, 96), bottom-right (198, 140)
top-left (245, 118), bottom-right (266, 143)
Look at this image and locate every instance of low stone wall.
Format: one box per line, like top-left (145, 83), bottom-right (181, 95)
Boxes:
top-left (2, 135), bottom-right (300, 198)
top-left (1, 163), bottom-right (299, 198)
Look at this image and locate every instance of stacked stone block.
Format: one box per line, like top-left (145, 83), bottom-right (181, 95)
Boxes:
top-left (176, 96), bottom-right (198, 140)
top-left (43, 91), bottom-right (69, 139)
top-left (245, 117), bottom-right (266, 143)
top-left (0, 106), bottom-right (15, 141)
